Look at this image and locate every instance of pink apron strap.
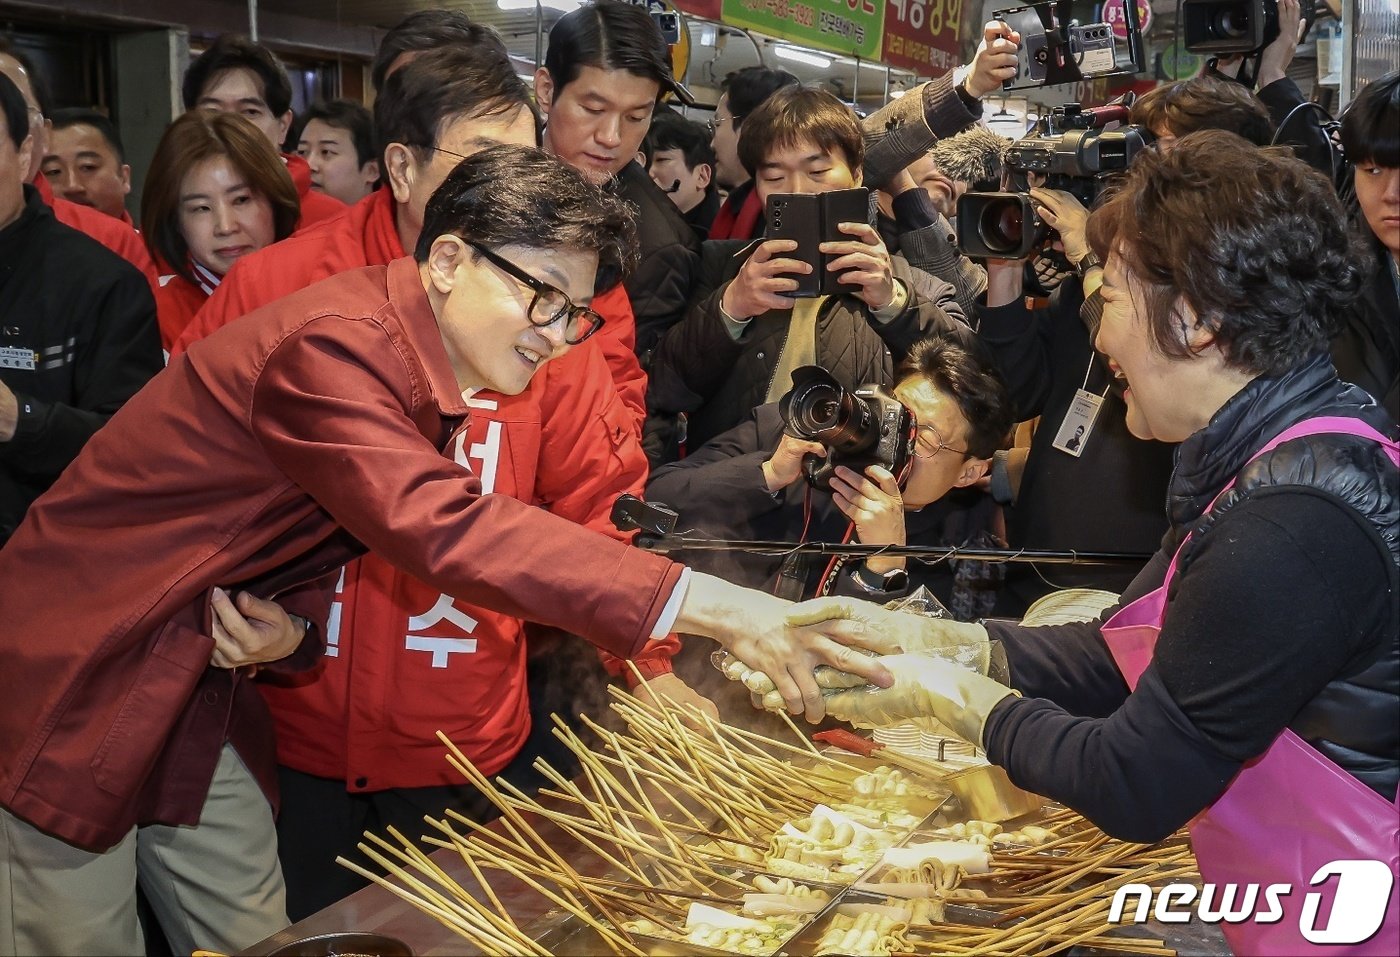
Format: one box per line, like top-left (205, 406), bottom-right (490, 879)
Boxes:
top-left (1161, 416), bottom-right (1400, 590)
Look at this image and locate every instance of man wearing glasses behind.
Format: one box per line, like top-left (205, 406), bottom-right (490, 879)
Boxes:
top-left (647, 335), bottom-right (1013, 613)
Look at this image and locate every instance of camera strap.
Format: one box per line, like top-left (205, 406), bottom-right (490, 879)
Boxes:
top-left (1052, 354), bottom-right (1111, 458)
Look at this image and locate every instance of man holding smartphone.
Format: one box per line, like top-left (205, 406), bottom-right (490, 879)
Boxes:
top-left (647, 87), bottom-right (966, 456)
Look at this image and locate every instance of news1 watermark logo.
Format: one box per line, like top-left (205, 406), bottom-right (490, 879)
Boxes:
top-left (1109, 860), bottom-right (1396, 944)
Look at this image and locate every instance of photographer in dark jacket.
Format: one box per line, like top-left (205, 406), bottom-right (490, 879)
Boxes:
top-left (648, 336), bottom-right (1012, 617)
top-left (535, 1), bottom-right (700, 365)
top-left (0, 73), bottom-right (161, 545)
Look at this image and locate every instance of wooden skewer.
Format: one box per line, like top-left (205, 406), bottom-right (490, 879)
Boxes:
top-left (436, 734), bottom-right (641, 949)
top-left (348, 842), bottom-right (541, 955)
top-left (584, 876), bottom-right (742, 906)
top-left (472, 848), bottom-right (645, 956)
top-left (539, 786), bottom-right (768, 849)
top-left (335, 855), bottom-right (536, 955)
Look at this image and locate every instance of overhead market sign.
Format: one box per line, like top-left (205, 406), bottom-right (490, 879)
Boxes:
top-left (881, 0), bottom-right (964, 75)
top-left (720, 0), bottom-right (885, 60)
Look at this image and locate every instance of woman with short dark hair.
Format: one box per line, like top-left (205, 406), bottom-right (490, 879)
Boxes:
top-left (802, 130), bottom-right (1399, 956)
top-left (141, 110), bottom-right (298, 349)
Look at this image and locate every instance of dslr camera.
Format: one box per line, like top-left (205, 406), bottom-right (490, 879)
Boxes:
top-left (956, 101), bottom-right (1151, 260)
top-left (779, 366), bottom-right (915, 491)
top-left (1182, 0), bottom-right (1313, 55)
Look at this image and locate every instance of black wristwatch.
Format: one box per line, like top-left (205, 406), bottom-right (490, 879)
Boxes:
top-left (852, 563), bottom-right (910, 594)
top-left (1073, 250), bottom-right (1103, 277)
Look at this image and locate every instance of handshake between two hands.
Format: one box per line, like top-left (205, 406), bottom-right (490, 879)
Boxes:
top-left (717, 597), bottom-right (1017, 748)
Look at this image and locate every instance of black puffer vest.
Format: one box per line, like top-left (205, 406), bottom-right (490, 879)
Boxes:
top-left (1169, 352), bottom-right (1400, 797)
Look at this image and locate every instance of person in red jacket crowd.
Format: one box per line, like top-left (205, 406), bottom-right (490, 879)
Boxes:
top-left (40, 108), bottom-right (133, 223)
top-left (141, 111), bottom-right (300, 349)
top-left (182, 33), bottom-right (345, 230)
top-left (176, 39), bottom-right (708, 918)
top-left (0, 38), bottom-right (160, 290)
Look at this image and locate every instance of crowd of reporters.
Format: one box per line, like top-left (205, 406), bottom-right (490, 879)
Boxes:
top-left (0, 0), bottom-right (1396, 952)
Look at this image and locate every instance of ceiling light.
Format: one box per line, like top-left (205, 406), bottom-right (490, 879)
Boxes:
top-left (773, 46), bottom-right (831, 68)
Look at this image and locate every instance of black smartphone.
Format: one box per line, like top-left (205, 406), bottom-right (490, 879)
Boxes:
top-left (764, 193), bottom-right (822, 298)
top-left (819, 187), bottom-right (871, 296)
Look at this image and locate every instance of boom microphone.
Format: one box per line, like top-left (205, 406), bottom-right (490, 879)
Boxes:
top-left (930, 126), bottom-right (1012, 189)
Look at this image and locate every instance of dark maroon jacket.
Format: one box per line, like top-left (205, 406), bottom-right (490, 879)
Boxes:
top-left (0, 256), bottom-right (683, 850)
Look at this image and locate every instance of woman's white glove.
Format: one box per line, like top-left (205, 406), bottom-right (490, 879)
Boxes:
top-left (785, 597), bottom-right (992, 674)
top-left (823, 654), bottom-right (1018, 747)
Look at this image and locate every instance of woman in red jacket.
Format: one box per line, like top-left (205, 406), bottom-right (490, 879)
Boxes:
top-left (141, 111), bottom-right (299, 350)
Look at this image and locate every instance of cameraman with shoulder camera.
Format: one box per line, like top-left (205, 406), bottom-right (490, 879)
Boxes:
top-left (647, 336), bottom-right (1013, 617)
top-left (972, 79), bottom-right (1286, 614)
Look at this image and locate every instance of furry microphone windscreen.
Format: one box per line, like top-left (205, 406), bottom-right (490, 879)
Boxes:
top-left (930, 126), bottom-right (1012, 188)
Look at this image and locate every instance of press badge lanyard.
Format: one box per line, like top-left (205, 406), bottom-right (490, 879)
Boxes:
top-left (1052, 354), bottom-right (1111, 458)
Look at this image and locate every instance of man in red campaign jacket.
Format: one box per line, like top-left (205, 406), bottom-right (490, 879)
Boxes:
top-left (34, 173), bottom-right (159, 290)
top-left (182, 34), bottom-right (344, 230)
top-left (174, 46), bottom-right (701, 918)
top-left (0, 148), bottom-right (893, 953)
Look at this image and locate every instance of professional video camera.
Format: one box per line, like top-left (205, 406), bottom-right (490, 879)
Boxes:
top-left (778, 366), bottom-right (915, 492)
top-left (1182, 0), bottom-right (1316, 56)
top-left (956, 100), bottom-right (1151, 260)
top-left (994, 0), bottom-right (1147, 91)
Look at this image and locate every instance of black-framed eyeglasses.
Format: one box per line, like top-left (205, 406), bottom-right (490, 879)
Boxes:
top-left (467, 242), bottom-right (605, 345)
top-left (431, 145), bottom-right (470, 164)
top-left (706, 113), bottom-right (742, 136)
top-left (913, 423), bottom-right (969, 460)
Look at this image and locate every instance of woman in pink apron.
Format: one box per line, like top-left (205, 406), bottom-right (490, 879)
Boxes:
top-left (806, 131), bottom-right (1400, 954)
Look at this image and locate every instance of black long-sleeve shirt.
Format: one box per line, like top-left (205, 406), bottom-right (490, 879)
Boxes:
top-left (0, 187), bottom-right (161, 543)
top-left (983, 488), bottom-right (1393, 842)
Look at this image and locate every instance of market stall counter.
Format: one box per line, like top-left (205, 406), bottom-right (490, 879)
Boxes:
top-left (240, 685), bottom-right (1231, 957)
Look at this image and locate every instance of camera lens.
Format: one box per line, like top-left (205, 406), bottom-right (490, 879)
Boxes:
top-left (1213, 7), bottom-right (1250, 39)
top-left (977, 199), bottom-right (1028, 257)
top-left (786, 382), bottom-right (876, 453)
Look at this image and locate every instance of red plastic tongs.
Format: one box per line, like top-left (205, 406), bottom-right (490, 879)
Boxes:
top-left (812, 728), bottom-right (885, 757)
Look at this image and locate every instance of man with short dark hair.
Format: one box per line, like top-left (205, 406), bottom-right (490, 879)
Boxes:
top-left (707, 65), bottom-right (798, 241)
top-left (183, 34), bottom-right (345, 227)
top-left (535, 0), bottom-right (701, 363)
top-left (0, 37), bottom-right (158, 287)
top-left (0, 73), bottom-right (161, 547)
top-left (296, 99), bottom-right (379, 206)
top-left (370, 7), bottom-right (504, 93)
top-left (41, 107), bottom-right (131, 222)
top-left (0, 144), bottom-right (891, 954)
top-left (646, 111), bottom-right (718, 238)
